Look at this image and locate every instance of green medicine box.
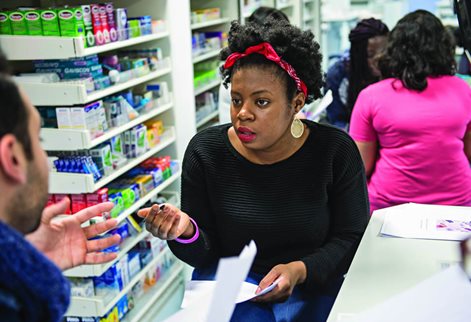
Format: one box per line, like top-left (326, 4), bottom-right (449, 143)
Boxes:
top-left (9, 11), bottom-right (28, 35)
top-left (58, 7), bottom-right (85, 39)
top-left (0, 12), bottom-right (12, 34)
top-left (24, 10), bottom-right (42, 35)
top-left (40, 9), bottom-right (60, 36)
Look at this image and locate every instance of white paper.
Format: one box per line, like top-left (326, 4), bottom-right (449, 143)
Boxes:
top-left (181, 278), bottom-right (279, 308)
top-left (343, 265), bottom-right (471, 322)
top-left (379, 203), bottom-right (471, 241)
top-left (163, 241), bottom-right (257, 322)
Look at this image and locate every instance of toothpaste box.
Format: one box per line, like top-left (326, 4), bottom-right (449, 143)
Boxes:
top-left (40, 9), bottom-right (60, 36)
top-left (23, 9), bottom-right (42, 35)
top-left (90, 4), bottom-right (105, 45)
top-left (85, 187), bottom-right (108, 207)
top-left (9, 11), bottom-right (28, 35)
top-left (81, 5), bottom-right (95, 47)
top-left (99, 4), bottom-right (111, 44)
top-left (104, 2), bottom-right (118, 42)
top-left (115, 8), bottom-right (128, 41)
top-left (0, 12), bottom-right (12, 34)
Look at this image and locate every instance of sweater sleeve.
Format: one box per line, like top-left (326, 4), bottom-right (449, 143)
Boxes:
top-left (301, 133), bottom-right (369, 288)
top-left (167, 136), bottom-right (221, 268)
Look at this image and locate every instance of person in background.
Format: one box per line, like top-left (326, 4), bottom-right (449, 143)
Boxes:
top-left (218, 7), bottom-right (289, 124)
top-left (324, 18), bottom-right (389, 130)
top-left (452, 26), bottom-right (471, 75)
top-left (350, 10), bottom-right (471, 213)
top-left (0, 67), bottom-right (120, 320)
top-left (139, 18), bottom-right (369, 321)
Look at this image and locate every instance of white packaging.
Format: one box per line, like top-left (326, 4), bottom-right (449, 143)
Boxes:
top-left (56, 108), bottom-right (72, 129)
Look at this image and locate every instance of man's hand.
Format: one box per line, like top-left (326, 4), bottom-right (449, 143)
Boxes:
top-left (26, 198), bottom-right (121, 271)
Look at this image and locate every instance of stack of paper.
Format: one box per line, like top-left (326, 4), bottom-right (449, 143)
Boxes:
top-left (379, 203), bottom-right (471, 241)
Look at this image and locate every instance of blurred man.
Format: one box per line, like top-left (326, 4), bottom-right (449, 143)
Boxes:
top-left (0, 58), bottom-right (120, 321)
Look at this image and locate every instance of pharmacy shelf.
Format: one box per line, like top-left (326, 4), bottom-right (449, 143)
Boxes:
top-left (113, 172), bottom-right (181, 224)
top-left (48, 127), bottom-right (176, 194)
top-left (122, 262), bottom-right (184, 322)
top-left (23, 59), bottom-right (171, 106)
top-left (40, 98), bottom-right (173, 151)
top-left (191, 18), bottom-right (230, 30)
top-left (0, 31), bottom-right (169, 60)
top-left (192, 49), bottom-right (221, 64)
top-left (66, 247), bottom-right (171, 317)
top-left (65, 230), bottom-right (150, 278)
top-left (196, 110), bottom-right (219, 128)
top-left (194, 79), bottom-right (220, 96)
top-left (277, 1), bottom-right (294, 10)
top-left (63, 185), bottom-right (180, 277)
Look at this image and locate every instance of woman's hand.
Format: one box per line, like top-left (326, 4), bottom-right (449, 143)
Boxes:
top-left (253, 261), bottom-right (307, 303)
top-left (137, 204), bottom-right (194, 240)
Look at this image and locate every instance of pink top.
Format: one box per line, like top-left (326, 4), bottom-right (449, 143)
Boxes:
top-left (350, 76), bottom-right (471, 212)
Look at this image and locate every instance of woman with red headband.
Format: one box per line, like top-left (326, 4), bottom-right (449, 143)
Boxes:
top-left (139, 19), bottom-right (369, 321)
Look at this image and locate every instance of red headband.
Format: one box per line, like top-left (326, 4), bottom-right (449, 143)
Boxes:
top-left (223, 42), bottom-right (308, 97)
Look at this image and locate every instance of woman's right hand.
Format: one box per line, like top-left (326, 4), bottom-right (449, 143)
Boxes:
top-left (137, 203), bottom-right (194, 240)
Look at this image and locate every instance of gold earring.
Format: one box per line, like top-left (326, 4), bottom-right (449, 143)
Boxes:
top-left (291, 118), bottom-right (304, 138)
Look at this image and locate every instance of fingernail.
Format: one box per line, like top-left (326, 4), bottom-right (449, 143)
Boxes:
top-left (255, 287), bottom-right (261, 294)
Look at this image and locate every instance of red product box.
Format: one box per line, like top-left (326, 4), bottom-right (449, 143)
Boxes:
top-left (91, 4), bottom-right (105, 45)
top-left (99, 4), bottom-right (111, 43)
top-left (86, 187), bottom-right (109, 207)
top-left (54, 193), bottom-right (72, 214)
top-left (71, 194), bottom-right (87, 214)
top-left (104, 2), bottom-right (118, 42)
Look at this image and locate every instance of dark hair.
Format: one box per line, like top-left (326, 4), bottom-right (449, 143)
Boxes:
top-left (0, 74), bottom-right (33, 159)
top-left (220, 19), bottom-right (323, 104)
top-left (247, 6), bottom-right (289, 25)
top-left (378, 10), bottom-right (455, 91)
top-left (347, 18), bottom-right (389, 112)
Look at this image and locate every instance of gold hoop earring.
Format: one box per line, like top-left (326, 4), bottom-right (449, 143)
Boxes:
top-left (291, 118), bottom-right (304, 139)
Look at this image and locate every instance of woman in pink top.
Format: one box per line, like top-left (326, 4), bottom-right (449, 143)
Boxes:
top-left (350, 10), bottom-right (471, 212)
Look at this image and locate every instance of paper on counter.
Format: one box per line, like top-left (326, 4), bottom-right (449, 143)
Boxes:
top-left (163, 241), bottom-right (257, 322)
top-left (379, 203), bottom-right (471, 241)
top-left (343, 265), bottom-right (471, 322)
top-left (181, 278), bottom-right (279, 309)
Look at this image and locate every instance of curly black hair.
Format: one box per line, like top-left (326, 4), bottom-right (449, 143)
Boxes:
top-left (219, 19), bottom-right (323, 104)
top-left (378, 10), bottom-right (455, 91)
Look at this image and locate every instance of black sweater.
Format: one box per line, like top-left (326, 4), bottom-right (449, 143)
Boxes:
top-left (169, 120), bottom-right (369, 291)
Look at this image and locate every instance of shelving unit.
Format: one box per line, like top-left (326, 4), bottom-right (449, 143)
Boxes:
top-left (121, 262), bottom-right (184, 322)
top-left (0, 31), bottom-right (169, 60)
top-left (189, 1), bottom-right (239, 133)
top-left (41, 98), bottom-right (173, 151)
top-left (65, 230), bottom-right (151, 278)
top-left (23, 60), bottom-right (171, 105)
top-left (191, 17), bottom-right (231, 30)
top-left (192, 49), bottom-right (220, 64)
top-left (66, 247), bottom-right (172, 317)
top-left (49, 127), bottom-right (176, 194)
top-left (196, 110), bottom-right (219, 128)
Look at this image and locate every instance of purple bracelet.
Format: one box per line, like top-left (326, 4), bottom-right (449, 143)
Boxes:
top-left (175, 217), bottom-right (199, 244)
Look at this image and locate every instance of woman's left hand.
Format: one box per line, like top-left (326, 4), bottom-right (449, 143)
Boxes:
top-left (253, 261), bottom-right (307, 303)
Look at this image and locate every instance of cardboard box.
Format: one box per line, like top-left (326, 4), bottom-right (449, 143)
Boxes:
top-left (0, 12), bottom-right (12, 34)
top-left (24, 9), bottom-right (42, 35)
top-left (9, 11), bottom-right (28, 35)
top-left (40, 9), bottom-right (60, 36)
